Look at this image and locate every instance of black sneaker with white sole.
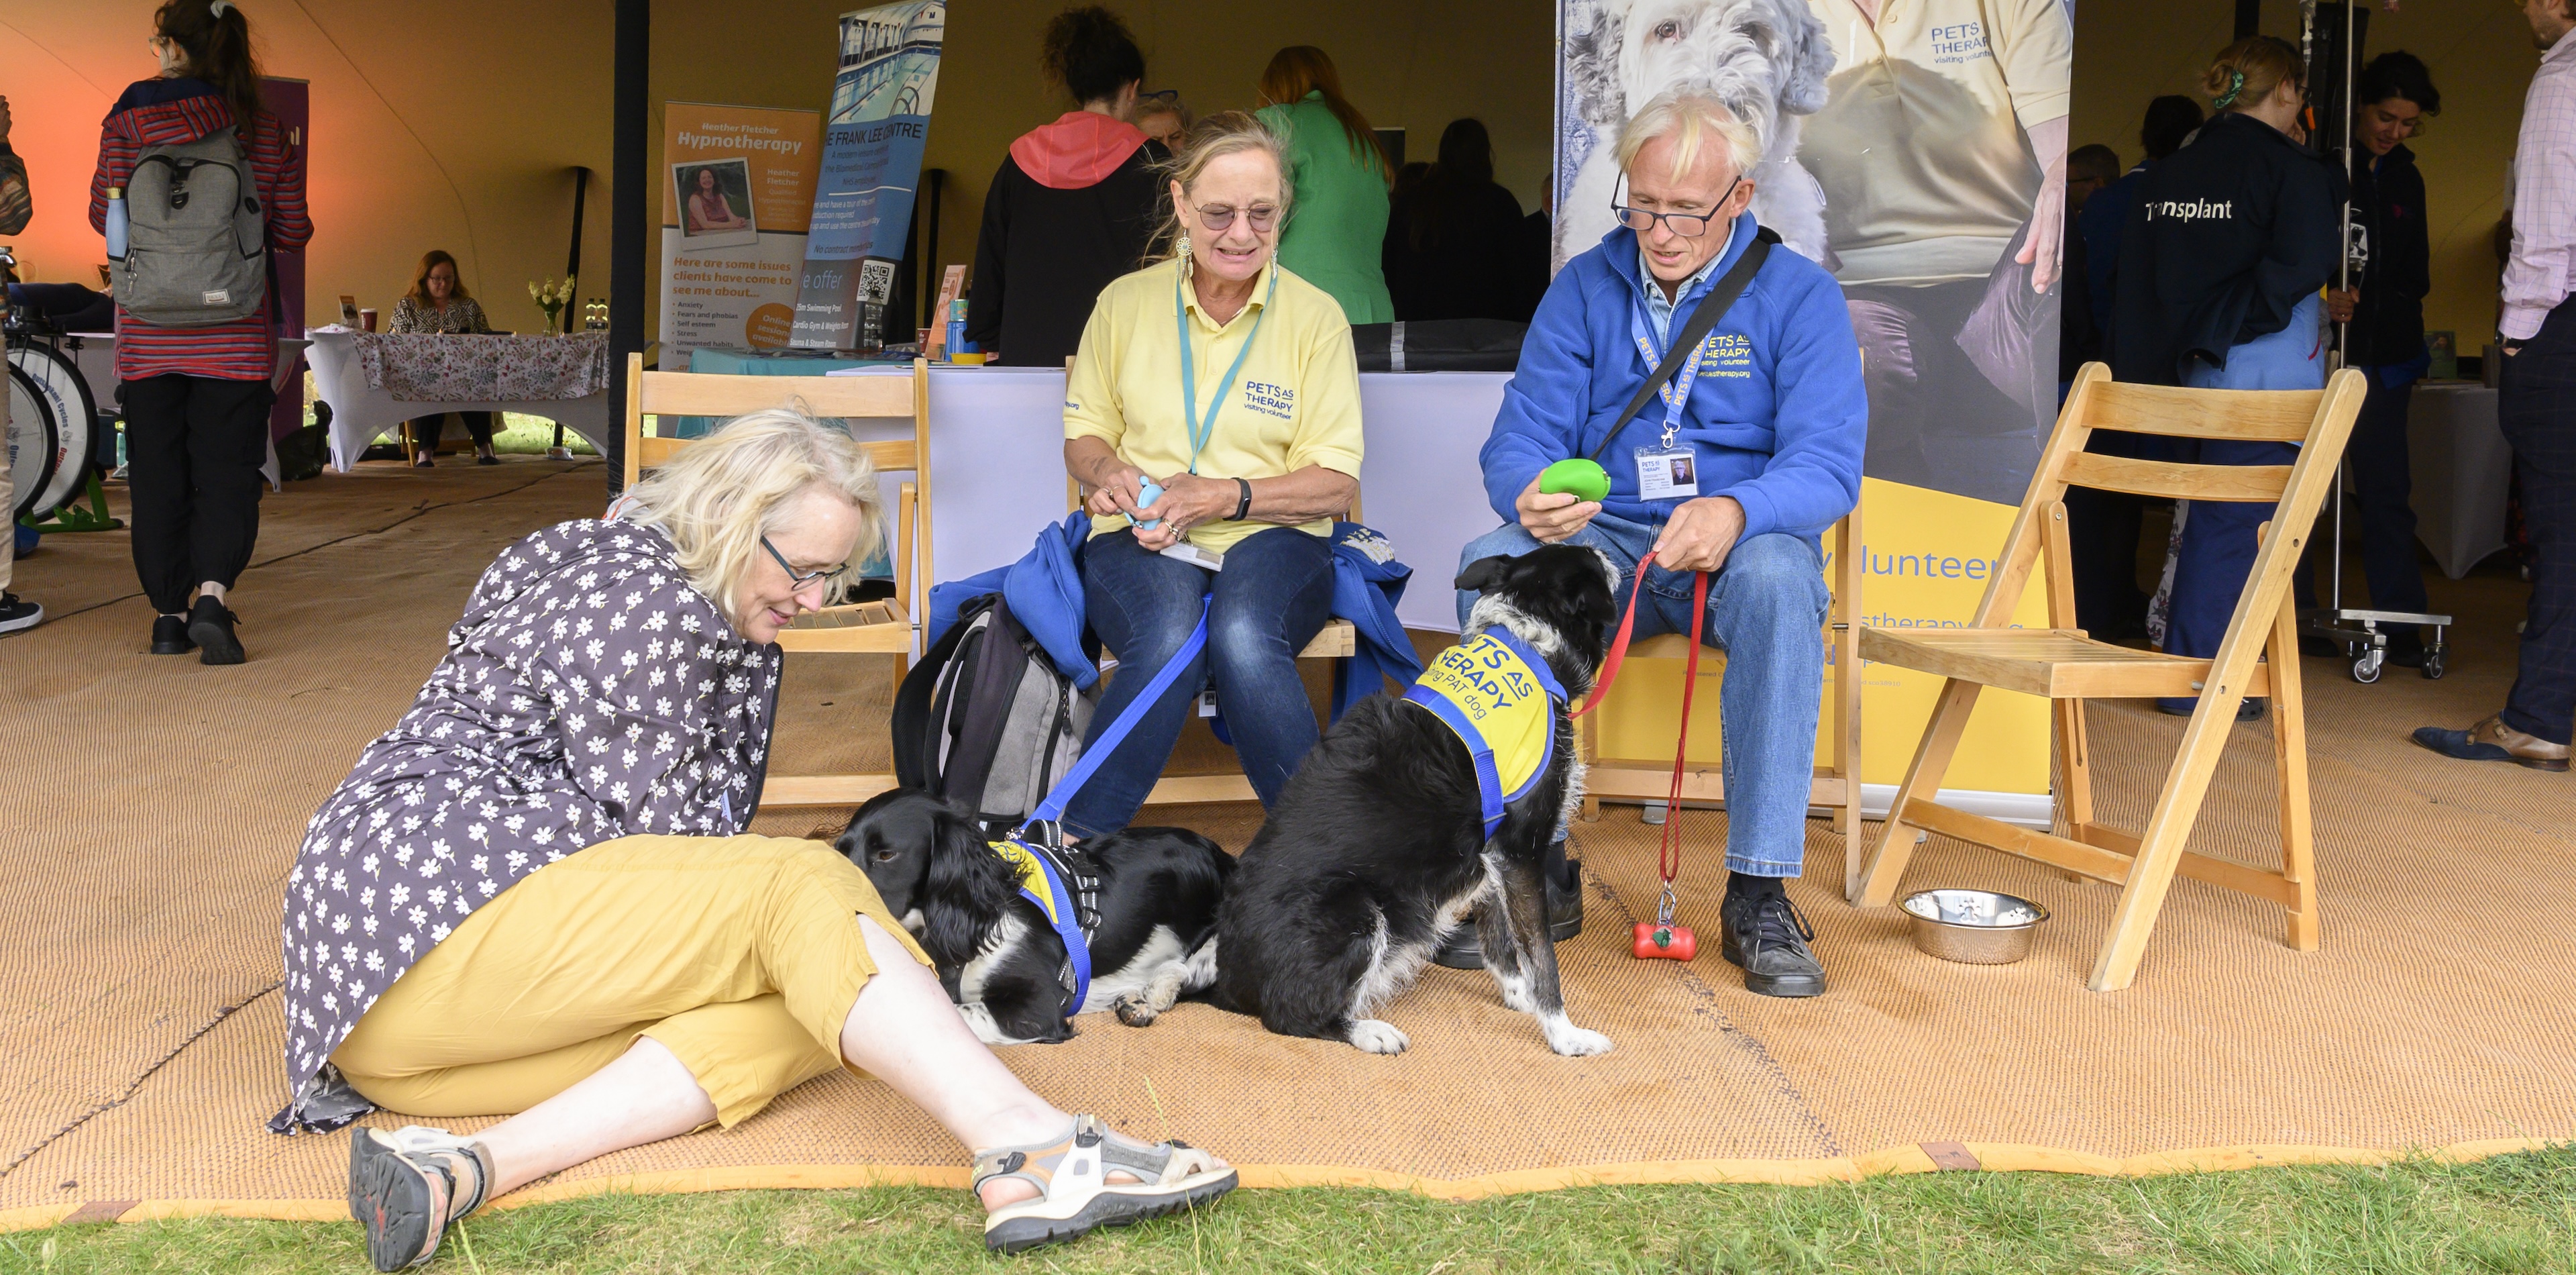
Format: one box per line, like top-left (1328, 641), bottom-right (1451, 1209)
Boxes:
top-left (1720, 890), bottom-right (1826, 998)
top-left (0, 593), bottom-right (39, 635)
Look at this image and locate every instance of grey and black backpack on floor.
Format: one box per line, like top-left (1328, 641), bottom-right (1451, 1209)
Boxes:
top-left (117, 125), bottom-right (268, 327)
top-left (892, 594), bottom-right (1099, 827)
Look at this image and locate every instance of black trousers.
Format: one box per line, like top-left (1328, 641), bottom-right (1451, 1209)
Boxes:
top-left (2295, 368), bottom-right (2431, 631)
top-left (406, 411), bottom-right (495, 454)
top-left (121, 374), bottom-right (276, 615)
top-left (2500, 301), bottom-right (2576, 746)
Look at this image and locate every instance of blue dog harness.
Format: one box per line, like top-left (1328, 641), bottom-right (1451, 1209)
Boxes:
top-left (1402, 628), bottom-right (1567, 840)
top-left (989, 835), bottom-right (1100, 1012)
top-left (1002, 597), bottom-right (1214, 1018)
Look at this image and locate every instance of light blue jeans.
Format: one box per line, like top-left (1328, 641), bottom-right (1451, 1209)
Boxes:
top-left (1458, 511), bottom-right (1831, 877)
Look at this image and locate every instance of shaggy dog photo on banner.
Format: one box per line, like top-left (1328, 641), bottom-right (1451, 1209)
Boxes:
top-left (1556, 0), bottom-right (1839, 266)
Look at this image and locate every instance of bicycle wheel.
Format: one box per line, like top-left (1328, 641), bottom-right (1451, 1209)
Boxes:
top-left (7, 363), bottom-right (61, 523)
top-left (8, 345), bottom-right (95, 515)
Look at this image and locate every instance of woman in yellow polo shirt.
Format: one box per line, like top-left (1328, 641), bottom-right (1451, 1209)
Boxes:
top-left (1060, 110), bottom-right (1364, 835)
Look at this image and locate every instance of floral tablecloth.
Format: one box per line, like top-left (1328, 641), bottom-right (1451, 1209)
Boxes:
top-left (350, 332), bottom-right (610, 402)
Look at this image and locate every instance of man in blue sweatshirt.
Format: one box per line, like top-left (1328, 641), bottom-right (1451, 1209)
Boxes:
top-left (1460, 92), bottom-right (1866, 998)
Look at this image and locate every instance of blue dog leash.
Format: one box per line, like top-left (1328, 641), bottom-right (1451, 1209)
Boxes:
top-left (1004, 596), bottom-right (1213, 1017)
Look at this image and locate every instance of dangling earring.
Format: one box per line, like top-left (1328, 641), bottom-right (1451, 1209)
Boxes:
top-left (1178, 232), bottom-right (1193, 278)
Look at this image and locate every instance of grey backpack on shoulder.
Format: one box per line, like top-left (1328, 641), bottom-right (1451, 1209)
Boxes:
top-left (117, 125), bottom-right (267, 327)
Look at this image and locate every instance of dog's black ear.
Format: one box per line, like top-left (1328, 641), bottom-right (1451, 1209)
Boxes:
top-left (1454, 554), bottom-right (1516, 595)
top-left (916, 807), bottom-right (1016, 967)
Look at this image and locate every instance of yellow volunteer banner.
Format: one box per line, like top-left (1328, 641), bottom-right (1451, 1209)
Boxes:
top-left (1589, 476), bottom-right (2051, 796)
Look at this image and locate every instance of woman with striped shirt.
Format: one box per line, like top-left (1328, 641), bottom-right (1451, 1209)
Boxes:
top-left (89, 0), bottom-right (312, 665)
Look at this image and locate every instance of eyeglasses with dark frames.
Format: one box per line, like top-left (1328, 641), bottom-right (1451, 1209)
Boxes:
top-left (763, 536), bottom-right (851, 588)
top-left (1611, 174), bottom-right (1743, 240)
top-left (1193, 203), bottom-right (1280, 234)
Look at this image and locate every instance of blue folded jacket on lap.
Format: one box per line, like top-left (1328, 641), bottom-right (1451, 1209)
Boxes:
top-left (926, 516), bottom-right (1427, 720)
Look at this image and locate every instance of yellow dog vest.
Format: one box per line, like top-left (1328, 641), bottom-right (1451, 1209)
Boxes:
top-left (1402, 628), bottom-right (1567, 837)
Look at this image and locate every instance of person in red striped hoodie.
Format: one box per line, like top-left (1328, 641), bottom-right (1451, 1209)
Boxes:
top-left (89, 0), bottom-right (311, 665)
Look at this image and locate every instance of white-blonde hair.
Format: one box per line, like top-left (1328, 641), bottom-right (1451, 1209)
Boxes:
top-left (619, 407), bottom-right (884, 629)
top-left (1614, 91), bottom-right (1764, 183)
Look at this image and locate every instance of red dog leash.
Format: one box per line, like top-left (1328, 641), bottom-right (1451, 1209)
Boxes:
top-left (1572, 550), bottom-right (1707, 961)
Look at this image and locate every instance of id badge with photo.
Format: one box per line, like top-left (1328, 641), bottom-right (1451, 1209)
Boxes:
top-left (1634, 446), bottom-right (1700, 501)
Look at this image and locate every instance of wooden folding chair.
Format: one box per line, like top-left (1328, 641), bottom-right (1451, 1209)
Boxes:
top-left (1850, 362), bottom-right (2367, 990)
top-left (1572, 507), bottom-right (1866, 874)
top-left (623, 352), bottom-right (930, 809)
top-left (1059, 355), bottom-right (1359, 806)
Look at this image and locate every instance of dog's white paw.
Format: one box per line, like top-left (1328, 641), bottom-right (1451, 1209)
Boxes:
top-left (1493, 969), bottom-right (1538, 1015)
top-left (1541, 1014), bottom-right (1613, 1058)
top-left (1112, 993), bottom-right (1160, 1027)
top-left (1347, 1018), bottom-right (1411, 1055)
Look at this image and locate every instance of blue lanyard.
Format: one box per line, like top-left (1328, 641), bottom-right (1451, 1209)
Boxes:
top-left (1175, 269), bottom-right (1277, 474)
top-left (1628, 287), bottom-right (1713, 450)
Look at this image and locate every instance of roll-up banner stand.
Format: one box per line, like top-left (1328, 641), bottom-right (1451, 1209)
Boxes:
top-left (659, 103), bottom-right (823, 367)
top-left (790, 1), bottom-right (946, 350)
top-left (1556, 0), bottom-right (2074, 818)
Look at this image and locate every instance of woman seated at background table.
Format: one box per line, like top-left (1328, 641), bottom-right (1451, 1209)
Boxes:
top-left (280, 409), bottom-right (1234, 1270)
top-left (387, 249), bottom-right (498, 467)
top-left (1060, 111), bottom-right (1363, 836)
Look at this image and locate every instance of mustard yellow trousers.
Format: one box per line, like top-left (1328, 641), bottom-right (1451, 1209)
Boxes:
top-left (332, 834), bottom-right (930, 1127)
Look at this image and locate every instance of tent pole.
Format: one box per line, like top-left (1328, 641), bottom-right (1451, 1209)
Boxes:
top-left (606, 0), bottom-right (647, 497)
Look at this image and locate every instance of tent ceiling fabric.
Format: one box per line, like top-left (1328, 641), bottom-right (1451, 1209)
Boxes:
top-left (0, 0), bottom-right (614, 331)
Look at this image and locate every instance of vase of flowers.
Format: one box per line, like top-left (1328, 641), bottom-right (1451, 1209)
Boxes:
top-left (528, 275), bottom-right (577, 333)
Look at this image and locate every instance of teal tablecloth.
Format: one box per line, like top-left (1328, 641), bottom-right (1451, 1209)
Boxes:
top-left (680, 346), bottom-right (915, 579)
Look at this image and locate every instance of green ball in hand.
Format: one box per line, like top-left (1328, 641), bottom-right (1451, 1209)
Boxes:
top-left (1540, 458), bottom-right (1610, 504)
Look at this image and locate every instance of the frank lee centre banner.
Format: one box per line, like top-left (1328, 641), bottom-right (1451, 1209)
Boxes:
top-left (1559, 0), bottom-right (2072, 809)
top-left (658, 103), bottom-right (822, 366)
top-left (790, 0), bottom-right (947, 349)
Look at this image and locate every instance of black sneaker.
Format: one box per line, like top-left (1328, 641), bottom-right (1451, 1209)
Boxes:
top-left (1434, 862), bottom-right (1584, 970)
top-left (188, 596), bottom-right (246, 665)
top-left (1720, 890), bottom-right (1826, 998)
top-left (0, 593), bottom-right (39, 635)
top-left (151, 614), bottom-right (195, 654)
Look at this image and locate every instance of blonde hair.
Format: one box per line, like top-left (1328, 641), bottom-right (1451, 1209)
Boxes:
top-left (2204, 36), bottom-right (2304, 113)
top-left (1150, 110), bottom-right (1294, 262)
top-left (619, 407), bottom-right (884, 630)
top-left (1614, 92), bottom-right (1764, 183)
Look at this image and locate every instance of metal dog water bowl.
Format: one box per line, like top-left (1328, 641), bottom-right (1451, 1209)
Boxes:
top-left (1900, 889), bottom-right (2049, 965)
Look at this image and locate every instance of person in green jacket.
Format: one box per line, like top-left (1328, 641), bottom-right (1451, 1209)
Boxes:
top-left (1254, 47), bottom-right (1395, 324)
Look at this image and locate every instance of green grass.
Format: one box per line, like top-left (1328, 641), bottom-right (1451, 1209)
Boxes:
top-left (5, 1146), bottom-right (2572, 1274)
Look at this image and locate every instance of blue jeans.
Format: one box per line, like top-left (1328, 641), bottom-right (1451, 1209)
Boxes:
top-left (1457, 511), bottom-right (1831, 877)
top-left (2161, 295), bottom-right (2323, 711)
top-left (1063, 527), bottom-right (1335, 837)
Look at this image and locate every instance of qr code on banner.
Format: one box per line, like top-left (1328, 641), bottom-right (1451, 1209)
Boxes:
top-left (856, 258), bottom-right (898, 305)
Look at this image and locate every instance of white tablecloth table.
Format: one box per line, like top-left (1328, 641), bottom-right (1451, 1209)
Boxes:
top-left (824, 364), bottom-right (1509, 633)
top-left (2406, 382), bottom-right (2510, 580)
top-left (305, 327), bottom-right (613, 471)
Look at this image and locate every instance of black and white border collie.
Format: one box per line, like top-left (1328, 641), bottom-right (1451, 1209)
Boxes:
top-left (1205, 544), bottom-right (1621, 1056)
top-left (836, 790), bottom-right (1233, 1046)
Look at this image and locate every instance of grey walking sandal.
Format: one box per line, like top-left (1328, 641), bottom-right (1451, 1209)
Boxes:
top-left (972, 1114), bottom-right (1237, 1253)
top-left (349, 1125), bottom-right (495, 1271)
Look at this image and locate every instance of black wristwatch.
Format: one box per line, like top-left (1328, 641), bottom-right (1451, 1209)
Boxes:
top-left (1225, 477), bottom-right (1252, 521)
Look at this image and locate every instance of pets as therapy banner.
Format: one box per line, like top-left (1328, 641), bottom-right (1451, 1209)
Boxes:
top-left (658, 102), bottom-right (821, 366)
top-left (1559, 0), bottom-right (2074, 801)
top-left (790, 1), bottom-right (946, 350)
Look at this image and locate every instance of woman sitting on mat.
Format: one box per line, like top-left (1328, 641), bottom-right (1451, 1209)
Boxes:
top-left (278, 410), bottom-right (1234, 1269)
top-left (1060, 109), bottom-right (1364, 836)
top-left (386, 250), bottom-right (499, 467)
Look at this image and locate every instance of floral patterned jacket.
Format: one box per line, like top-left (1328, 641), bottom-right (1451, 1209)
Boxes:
top-left (272, 519), bottom-right (781, 1132)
